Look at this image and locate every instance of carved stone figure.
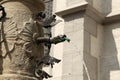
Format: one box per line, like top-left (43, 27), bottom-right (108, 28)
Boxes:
top-left (0, 0), bottom-right (70, 80)
top-left (33, 12), bottom-right (70, 79)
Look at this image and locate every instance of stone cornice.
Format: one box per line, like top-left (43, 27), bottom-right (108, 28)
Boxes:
top-left (55, 2), bottom-right (120, 24)
top-left (85, 5), bottom-right (105, 24)
top-left (104, 13), bottom-right (120, 24)
top-left (55, 2), bottom-right (88, 16)
top-left (55, 2), bottom-right (105, 24)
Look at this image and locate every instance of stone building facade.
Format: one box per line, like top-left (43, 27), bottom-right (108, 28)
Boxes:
top-left (49, 0), bottom-right (120, 80)
top-left (0, 0), bottom-right (120, 80)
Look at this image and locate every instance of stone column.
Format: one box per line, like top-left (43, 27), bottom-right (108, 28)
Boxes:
top-left (0, 0), bottom-right (45, 80)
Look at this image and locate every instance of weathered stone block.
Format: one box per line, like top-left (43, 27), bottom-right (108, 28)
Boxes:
top-left (64, 12), bottom-right (84, 33)
top-left (84, 31), bottom-right (90, 54)
top-left (84, 53), bottom-right (97, 80)
top-left (67, 0), bottom-right (86, 7)
top-left (84, 15), bottom-right (97, 37)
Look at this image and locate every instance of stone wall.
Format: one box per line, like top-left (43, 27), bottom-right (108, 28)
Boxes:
top-left (47, 0), bottom-right (120, 80)
top-left (52, 0), bottom-right (120, 80)
top-left (100, 22), bottom-right (120, 80)
top-left (53, 0), bottom-right (104, 80)
top-left (62, 11), bottom-right (84, 80)
top-left (1, 0), bottom-right (120, 80)
top-left (66, 0), bottom-right (85, 6)
top-left (84, 15), bottom-right (104, 80)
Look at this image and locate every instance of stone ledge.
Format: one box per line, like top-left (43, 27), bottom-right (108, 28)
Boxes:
top-left (55, 2), bottom-right (88, 16)
top-left (55, 2), bottom-right (105, 24)
top-left (55, 2), bottom-right (120, 24)
top-left (85, 5), bottom-right (105, 24)
top-left (104, 13), bottom-right (120, 24)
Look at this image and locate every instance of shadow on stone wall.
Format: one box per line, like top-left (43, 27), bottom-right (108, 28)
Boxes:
top-left (84, 0), bottom-right (113, 80)
top-left (100, 22), bottom-right (120, 80)
top-left (83, 15), bottom-right (98, 80)
top-left (86, 0), bottom-right (112, 15)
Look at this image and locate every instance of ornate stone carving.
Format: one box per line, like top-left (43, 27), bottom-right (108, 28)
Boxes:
top-left (0, 0), bottom-right (70, 80)
top-left (0, 0), bottom-right (45, 80)
top-left (33, 12), bottom-right (70, 79)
